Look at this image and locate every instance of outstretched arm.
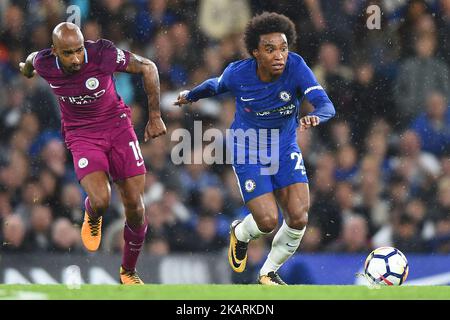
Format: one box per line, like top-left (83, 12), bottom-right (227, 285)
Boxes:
top-left (18, 51), bottom-right (38, 78)
top-left (174, 64), bottom-right (232, 107)
top-left (174, 76), bottom-right (230, 107)
top-left (125, 53), bottom-right (166, 142)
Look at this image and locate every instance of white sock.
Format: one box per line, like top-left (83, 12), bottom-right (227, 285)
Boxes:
top-left (234, 214), bottom-right (268, 243)
top-left (260, 220), bottom-right (306, 276)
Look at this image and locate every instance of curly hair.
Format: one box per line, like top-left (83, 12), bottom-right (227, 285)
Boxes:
top-left (244, 12), bottom-right (297, 57)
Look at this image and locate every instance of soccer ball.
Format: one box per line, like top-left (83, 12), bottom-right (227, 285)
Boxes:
top-left (364, 246), bottom-right (409, 286)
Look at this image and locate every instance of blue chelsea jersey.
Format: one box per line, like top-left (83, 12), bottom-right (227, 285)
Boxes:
top-left (186, 52), bottom-right (335, 141)
top-left (224, 53), bottom-right (331, 130)
top-left (225, 53), bottom-right (305, 131)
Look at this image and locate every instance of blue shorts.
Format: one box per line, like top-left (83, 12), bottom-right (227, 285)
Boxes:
top-left (232, 144), bottom-right (309, 203)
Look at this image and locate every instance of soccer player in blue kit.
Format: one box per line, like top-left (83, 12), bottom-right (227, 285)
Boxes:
top-left (175, 12), bottom-right (335, 285)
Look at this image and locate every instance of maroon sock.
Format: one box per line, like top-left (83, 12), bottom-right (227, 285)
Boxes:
top-left (121, 221), bottom-right (147, 271)
top-left (84, 197), bottom-right (99, 219)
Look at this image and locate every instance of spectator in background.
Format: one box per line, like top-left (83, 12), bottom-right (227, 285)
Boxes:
top-left (0, 80), bottom-right (27, 143)
top-left (198, 0), bottom-right (251, 41)
top-left (363, 130), bottom-right (392, 182)
top-left (14, 178), bottom-right (44, 227)
top-left (334, 144), bottom-right (359, 183)
top-left (355, 155), bottom-right (390, 234)
top-left (309, 152), bottom-right (341, 245)
top-left (312, 42), bottom-right (353, 115)
top-left (391, 130), bottom-right (441, 198)
top-left (404, 198), bottom-right (435, 242)
top-left (0, 150), bottom-right (29, 205)
top-left (177, 148), bottom-right (222, 208)
top-left (0, 185), bottom-right (13, 218)
top-left (183, 211), bottom-right (226, 253)
top-left (27, 204), bottom-right (53, 252)
top-left (59, 183), bottom-right (84, 224)
top-left (373, 201), bottom-right (431, 253)
top-left (384, 173), bottom-right (410, 219)
top-left (1, 214), bottom-right (29, 252)
top-left (134, 0), bottom-right (179, 44)
top-left (50, 217), bottom-right (82, 253)
top-left (429, 177), bottom-right (450, 222)
top-left (334, 181), bottom-right (360, 221)
top-left (37, 168), bottom-right (62, 213)
top-left (325, 215), bottom-right (372, 253)
top-left (0, 5), bottom-right (26, 50)
top-left (198, 186), bottom-right (230, 237)
top-left (429, 214), bottom-right (450, 253)
top-left (328, 119), bottom-right (352, 150)
top-left (17, 112), bottom-right (40, 148)
top-left (392, 213), bottom-right (429, 253)
top-left (396, 0), bottom-right (432, 59)
top-left (169, 20), bottom-right (199, 72)
top-left (349, 62), bottom-right (395, 147)
top-left (146, 234), bottom-right (170, 256)
top-left (394, 21), bottom-right (450, 127)
top-left (410, 91), bottom-right (450, 157)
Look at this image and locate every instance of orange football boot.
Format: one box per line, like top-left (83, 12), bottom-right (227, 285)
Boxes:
top-left (81, 212), bottom-right (102, 252)
top-left (120, 266), bottom-right (144, 285)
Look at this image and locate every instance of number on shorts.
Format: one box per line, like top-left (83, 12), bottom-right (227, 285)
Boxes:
top-left (129, 140), bottom-right (144, 161)
top-left (290, 152), bottom-right (305, 171)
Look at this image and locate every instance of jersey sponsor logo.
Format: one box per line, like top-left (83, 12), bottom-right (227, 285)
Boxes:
top-left (279, 91), bottom-right (291, 102)
top-left (116, 48), bottom-right (126, 65)
top-left (255, 103), bottom-right (296, 117)
top-left (85, 77), bottom-right (99, 90)
top-left (240, 97), bottom-right (255, 102)
top-left (78, 158), bottom-right (88, 169)
top-left (244, 179), bottom-right (256, 192)
top-left (59, 89), bottom-right (106, 105)
top-left (49, 83), bottom-right (62, 89)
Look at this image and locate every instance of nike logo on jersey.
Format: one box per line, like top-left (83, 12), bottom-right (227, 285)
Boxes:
top-left (49, 83), bottom-right (61, 88)
top-left (137, 160), bottom-right (144, 167)
top-left (240, 97), bottom-right (255, 102)
top-left (286, 243), bottom-right (298, 248)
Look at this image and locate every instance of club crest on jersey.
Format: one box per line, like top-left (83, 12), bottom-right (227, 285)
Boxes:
top-left (244, 179), bottom-right (256, 192)
top-left (279, 91), bottom-right (291, 102)
top-left (85, 77), bottom-right (99, 90)
top-left (78, 158), bottom-right (88, 169)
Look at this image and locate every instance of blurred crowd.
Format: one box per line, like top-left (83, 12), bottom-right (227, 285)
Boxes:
top-left (0, 0), bottom-right (449, 282)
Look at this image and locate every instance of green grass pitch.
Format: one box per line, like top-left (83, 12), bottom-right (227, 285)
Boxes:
top-left (0, 284), bottom-right (449, 300)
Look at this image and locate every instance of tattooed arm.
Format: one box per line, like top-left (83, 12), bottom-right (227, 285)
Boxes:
top-left (125, 53), bottom-right (166, 142)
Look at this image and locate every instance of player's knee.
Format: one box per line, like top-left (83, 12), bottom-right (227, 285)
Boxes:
top-left (256, 215), bottom-right (278, 233)
top-left (286, 204), bottom-right (309, 229)
top-left (123, 194), bottom-right (144, 214)
top-left (89, 193), bottom-right (110, 214)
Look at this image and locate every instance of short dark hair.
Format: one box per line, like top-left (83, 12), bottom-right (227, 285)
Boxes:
top-left (244, 12), bottom-right (297, 57)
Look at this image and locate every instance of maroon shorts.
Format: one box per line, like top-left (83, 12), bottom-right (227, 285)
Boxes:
top-left (64, 114), bottom-right (146, 182)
